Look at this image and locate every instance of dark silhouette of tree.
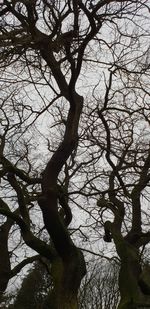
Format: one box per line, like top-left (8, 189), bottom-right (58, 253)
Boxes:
top-left (0, 1), bottom-right (150, 308)
top-left (12, 260), bottom-right (51, 309)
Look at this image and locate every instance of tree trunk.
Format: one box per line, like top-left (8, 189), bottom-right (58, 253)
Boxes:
top-left (104, 221), bottom-right (150, 308)
top-left (114, 234), bottom-right (150, 309)
top-left (0, 222), bottom-right (11, 302)
top-left (43, 249), bottom-right (85, 309)
top-left (37, 90), bottom-right (85, 308)
top-left (117, 244), bottom-right (142, 309)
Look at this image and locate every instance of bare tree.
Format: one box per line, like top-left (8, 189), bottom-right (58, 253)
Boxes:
top-left (81, 66), bottom-right (150, 308)
top-left (0, 1), bottom-right (150, 308)
top-left (79, 259), bottom-right (120, 309)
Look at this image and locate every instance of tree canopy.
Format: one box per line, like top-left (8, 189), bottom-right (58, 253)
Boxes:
top-left (0, 1), bottom-right (150, 308)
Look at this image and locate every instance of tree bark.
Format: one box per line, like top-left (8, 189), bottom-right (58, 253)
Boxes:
top-left (112, 228), bottom-right (150, 309)
top-left (44, 251), bottom-right (85, 309)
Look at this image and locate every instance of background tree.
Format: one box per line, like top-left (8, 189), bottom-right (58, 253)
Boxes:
top-left (12, 260), bottom-right (51, 309)
top-left (79, 259), bottom-right (120, 309)
top-left (7, 258), bottom-right (119, 309)
top-left (0, 1), bottom-right (150, 308)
